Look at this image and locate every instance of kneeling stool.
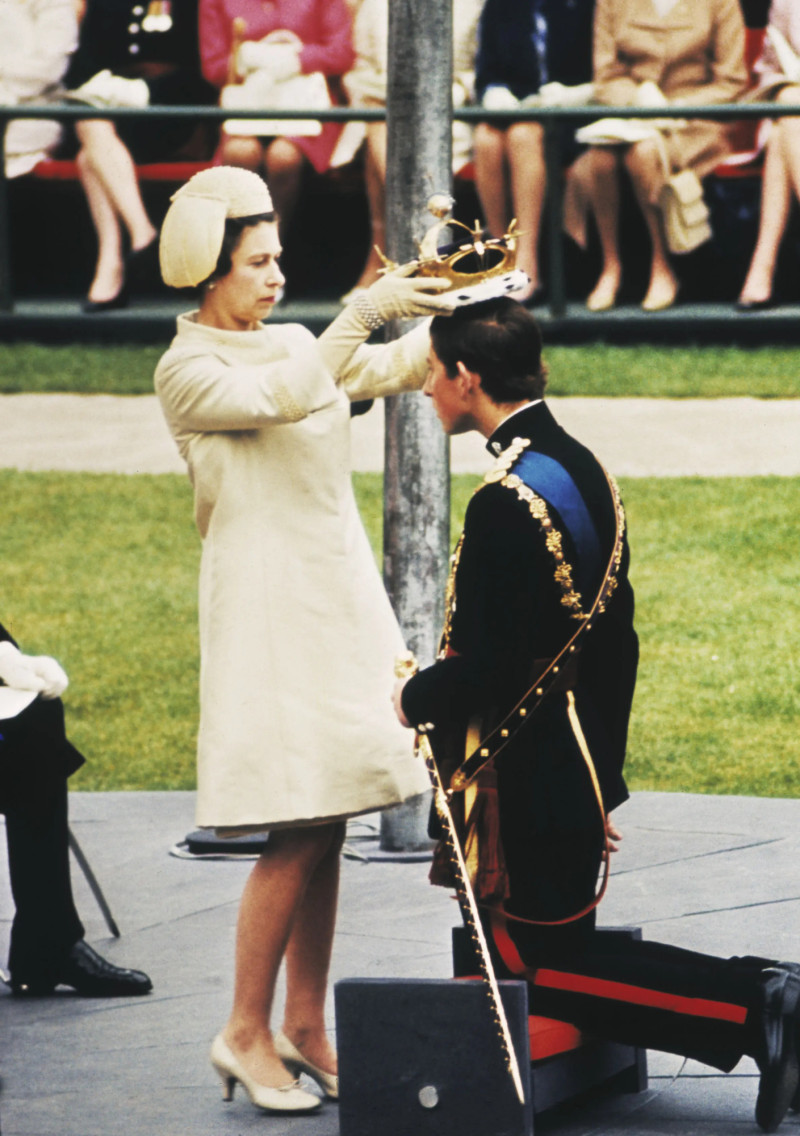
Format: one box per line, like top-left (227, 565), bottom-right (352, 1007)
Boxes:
top-left (334, 926), bottom-right (647, 1136)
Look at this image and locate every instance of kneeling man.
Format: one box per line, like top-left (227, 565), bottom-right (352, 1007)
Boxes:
top-left (393, 298), bottom-right (800, 1135)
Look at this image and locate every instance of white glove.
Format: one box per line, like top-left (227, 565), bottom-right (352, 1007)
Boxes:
top-left (238, 40), bottom-right (301, 81)
top-left (635, 80), bottom-right (668, 108)
top-left (29, 655), bottom-right (69, 699)
top-left (71, 70), bottom-right (150, 108)
top-left (539, 81), bottom-right (595, 108)
top-left (361, 263), bottom-right (457, 323)
top-left (0, 641), bottom-right (68, 698)
top-left (481, 85), bottom-right (519, 111)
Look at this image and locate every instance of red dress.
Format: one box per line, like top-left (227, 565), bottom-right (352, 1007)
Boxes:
top-left (199, 0), bottom-right (354, 172)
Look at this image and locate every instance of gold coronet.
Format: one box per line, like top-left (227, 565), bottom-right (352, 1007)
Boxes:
top-left (377, 195), bottom-right (519, 291)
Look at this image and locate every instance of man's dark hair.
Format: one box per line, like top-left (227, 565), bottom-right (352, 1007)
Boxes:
top-left (430, 297), bottom-right (548, 403)
top-left (201, 212), bottom-right (276, 288)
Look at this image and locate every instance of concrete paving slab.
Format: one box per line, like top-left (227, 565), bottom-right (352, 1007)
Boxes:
top-left (1, 790), bottom-right (799, 1136)
top-left (1, 393), bottom-right (799, 477)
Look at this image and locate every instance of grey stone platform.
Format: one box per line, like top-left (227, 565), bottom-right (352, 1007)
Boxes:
top-left (1, 790), bottom-right (799, 1136)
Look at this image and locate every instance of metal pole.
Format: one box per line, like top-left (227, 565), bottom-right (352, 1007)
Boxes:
top-left (380, 0), bottom-right (453, 853)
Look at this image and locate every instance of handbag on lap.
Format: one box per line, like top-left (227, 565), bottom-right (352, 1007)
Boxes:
top-left (220, 70), bottom-right (330, 137)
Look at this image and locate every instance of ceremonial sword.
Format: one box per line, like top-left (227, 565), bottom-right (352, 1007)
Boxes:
top-left (395, 655), bottom-right (526, 1105)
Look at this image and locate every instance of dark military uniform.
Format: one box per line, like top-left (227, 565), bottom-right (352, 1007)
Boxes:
top-left (402, 401), bottom-right (775, 1072)
top-left (0, 623), bottom-right (85, 983)
top-left (64, 0), bottom-right (214, 161)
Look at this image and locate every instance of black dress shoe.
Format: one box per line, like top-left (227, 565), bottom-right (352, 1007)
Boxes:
top-left (754, 967), bottom-right (800, 1132)
top-left (82, 288), bottom-right (129, 314)
top-left (10, 940), bottom-right (152, 997)
top-left (735, 297), bottom-right (776, 312)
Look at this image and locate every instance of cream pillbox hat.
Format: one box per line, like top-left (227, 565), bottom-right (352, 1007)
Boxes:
top-left (159, 166), bottom-right (275, 289)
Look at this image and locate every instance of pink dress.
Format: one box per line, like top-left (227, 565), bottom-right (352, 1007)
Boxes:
top-left (199, 0), bottom-right (354, 172)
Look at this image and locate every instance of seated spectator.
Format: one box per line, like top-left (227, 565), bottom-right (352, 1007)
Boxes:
top-left (341, 0), bottom-right (482, 300)
top-left (473, 0), bottom-right (595, 305)
top-left (199, 0), bottom-right (354, 249)
top-left (0, 0), bottom-right (78, 179)
top-left (0, 625), bottom-right (152, 996)
top-left (738, 1), bottom-right (800, 309)
top-left (64, 0), bottom-right (214, 312)
top-left (565, 0), bottom-right (747, 312)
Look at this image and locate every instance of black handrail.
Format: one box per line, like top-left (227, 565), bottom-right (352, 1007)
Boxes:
top-left (0, 100), bottom-right (792, 314)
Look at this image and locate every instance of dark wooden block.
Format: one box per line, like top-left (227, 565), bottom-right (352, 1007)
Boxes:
top-left (335, 977), bottom-right (533, 1136)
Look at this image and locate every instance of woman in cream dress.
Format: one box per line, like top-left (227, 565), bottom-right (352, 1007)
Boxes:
top-left (155, 165), bottom-right (453, 1114)
top-left (565, 0), bottom-right (746, 311)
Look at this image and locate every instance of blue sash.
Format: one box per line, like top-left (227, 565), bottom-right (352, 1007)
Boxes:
top-left (512, 451), bottom-right (602, 598)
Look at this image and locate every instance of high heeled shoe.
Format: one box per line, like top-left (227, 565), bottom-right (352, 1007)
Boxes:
top-left (209, 1033), bottom-right (321, 1113)
top-left (275, 1030), bottom-right (339, 1100)
top-left (641, 278), bottom-right (679, 312)
top-left (81, 286), bottom-right (129, 314)
top-left (586, 277), bottom-right (619, 312)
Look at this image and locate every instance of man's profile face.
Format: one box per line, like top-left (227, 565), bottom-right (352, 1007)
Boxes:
top-left (423, 343), bottom-right (472, 436)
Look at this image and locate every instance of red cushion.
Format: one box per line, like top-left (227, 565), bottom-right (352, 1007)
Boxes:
top-left (31, 159), bottom-right (211, 181)
top-left (453, 975), bottom-right (586, 1060)
top-left (528, 1015), bottom-right (585, 1061)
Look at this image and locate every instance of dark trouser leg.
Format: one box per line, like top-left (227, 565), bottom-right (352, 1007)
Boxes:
top-left (490, 825), bottom-right (775, 1073)
top-left (521, 927), bottom-right (772, 1072)
top-left (4, 781), bottom-right (84, 981)
top-left (491, 708), bottom-right (779, 1075)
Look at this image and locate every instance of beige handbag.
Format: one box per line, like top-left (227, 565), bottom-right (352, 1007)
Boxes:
top-left (575, 98), bottom-right (712, 255)
top-left (221, 70), bottom-right (330, 137)
top-left (658, 168), bottom-right (712, 255)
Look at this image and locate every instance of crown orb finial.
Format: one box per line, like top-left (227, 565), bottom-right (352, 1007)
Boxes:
top-left (427, 192), bottom-right (455, 220)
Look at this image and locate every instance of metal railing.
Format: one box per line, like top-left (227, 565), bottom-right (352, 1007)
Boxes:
top-left (0, 100), bottom-right (790, 315)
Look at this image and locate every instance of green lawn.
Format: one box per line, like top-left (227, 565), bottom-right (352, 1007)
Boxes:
top-left (2, 341), bottom-right (799, 398)
top-left (2, 470), bottom-right (797, 797)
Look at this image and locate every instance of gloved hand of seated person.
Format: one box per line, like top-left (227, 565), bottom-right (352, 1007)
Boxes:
top-left (237, 40), bottom-right (301, 81)
top-left (0, 641), bottom-right (68, 699)
top-left (635, 80), bottom-right (668, 108)
top-left (481, 85), bottom-right (519, 111)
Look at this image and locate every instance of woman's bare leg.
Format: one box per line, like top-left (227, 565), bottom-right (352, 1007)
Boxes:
top-left (264, 137), bottom-right (304, 236)
top-left (772, 85), bottom-right (800, 200)
top-left (281, 822), bottom-right (346, 1073)
top-left (738, 127), bottom-right (792, 304)
top-left (75, 120), bottom-right (156, 251)
top-left (505, 121), bottom-right (547, 298)
top-left (474, 122), bottom-right (510, 241)
top-left (74, 120), bottom-right (157, 301)
top-left (574, 147), bottom-right (623, 309)
top-left (223, 823), bottom-right (343, 1087)
top-left (218, 133), bottom-right (264, 172)
top-left (624, 138), bottom-right (678, 310)
top-left (75, 149), bottom-right (126, 303)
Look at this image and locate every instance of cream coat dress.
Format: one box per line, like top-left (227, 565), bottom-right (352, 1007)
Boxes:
top-left (155, 315), bottom-right (431, 830)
